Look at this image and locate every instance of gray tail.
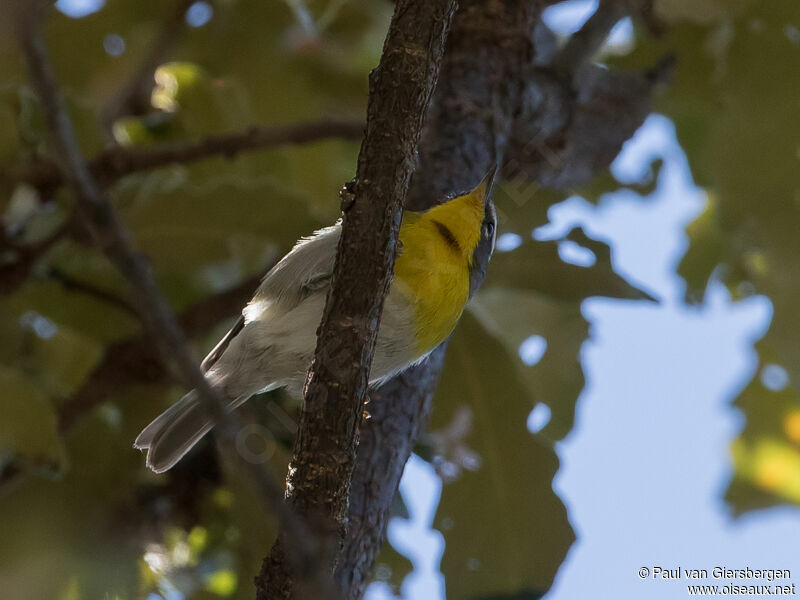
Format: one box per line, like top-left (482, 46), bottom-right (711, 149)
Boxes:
top-left (134, 390), bottom-right (245, 473)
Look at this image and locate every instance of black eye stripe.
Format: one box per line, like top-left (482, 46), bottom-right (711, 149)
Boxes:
top-left (431, 219), bottom-right (461, 253)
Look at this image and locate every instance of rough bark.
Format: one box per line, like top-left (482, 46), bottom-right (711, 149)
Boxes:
top-left (336, 347), bottom-right (448, 597)
top-left (255, 1), bottom-right (457, 598)
top-left (336, 1), bottom-right (541, 596)
top-left (336, 1), bottom-right (671, 597)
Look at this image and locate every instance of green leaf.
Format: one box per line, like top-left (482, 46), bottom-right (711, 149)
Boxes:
top-left (493, 183), bottom-right (563, 235)
top-left (0, 367), bottom-right (66, 476)
top-left (431, 312), bottom-right (574, 599)
top-left (654, 0), bottom-right (756, 24)
top-left (676, 194), bottom-right (726, 302)
top-left (5, 278), bottom-right (137, 346)
top-left (0, 96), bottom-right (20, 164)
top-left (470, 287), bottom-right (588, 442)
top-left (487, 237), bottom-right (654, 302)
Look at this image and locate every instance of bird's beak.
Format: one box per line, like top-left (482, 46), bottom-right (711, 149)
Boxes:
top-left (477, 164), bottom-right (499, 205)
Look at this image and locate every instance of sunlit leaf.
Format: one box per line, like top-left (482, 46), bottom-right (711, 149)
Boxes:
top-left (205, 567), bottom-right (238, 595)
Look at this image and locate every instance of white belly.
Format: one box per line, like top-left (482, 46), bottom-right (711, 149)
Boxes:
top-left (222, 285), bottom-right (419, 398)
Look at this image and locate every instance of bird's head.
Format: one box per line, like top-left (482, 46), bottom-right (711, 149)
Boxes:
top-left (417, 167), bottom-right (498, 297)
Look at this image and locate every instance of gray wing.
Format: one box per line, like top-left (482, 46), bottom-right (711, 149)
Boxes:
top-left (200, 223), bottom-right (341, 372)
top-left (200, 314), bottom-right (244, 372)
top-left (250, 222), bottom-right (341, 315)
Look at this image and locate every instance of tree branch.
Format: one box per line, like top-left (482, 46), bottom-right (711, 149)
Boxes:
top-left (14, 5), bottom-right (333, 598)
top-left (1, 119), bottom-right (361, 298)
top-left (17, 0), bottom-right (233, 450)
top-left (0, 217), bottom-right (73, 295)
top-left (1, 0), bottom-right (671, 595)
top-left (336, 347), bottom-right (448, 597)
top-left (45, 265), bottom-right (138, 316)
top-left (15, 119), bottom-right (364, 192)
top-left (336, 1), bottom-right (540, 595)
top-left (552, 0), bottom-right (628, 81)
top-left (257, 0), bottom-right (457, 598)
top-left (336, 0), bottom-right (669, 596)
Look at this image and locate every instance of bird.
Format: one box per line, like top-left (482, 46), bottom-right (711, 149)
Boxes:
top-left (135, 169), bottom-right (498, 473)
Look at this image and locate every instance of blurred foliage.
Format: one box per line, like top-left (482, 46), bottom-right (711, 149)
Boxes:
top-left (0, 0), bottom-right (797, 599)
top-left (613, 0), bottom-right (800, 516)
top-left (430, 312), bottom-right (573, 599)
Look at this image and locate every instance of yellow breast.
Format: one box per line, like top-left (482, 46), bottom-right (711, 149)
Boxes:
top-left (392, 189), bottom-right (484, 354)
top-left (393, 226), bottom-right (469, 353)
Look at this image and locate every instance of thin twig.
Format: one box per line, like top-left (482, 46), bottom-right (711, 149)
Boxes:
top-left (14, 4), bottom-right (332, 598)
top-left (15, 119), bottom-right (364, 191)
top-left (283, 0), bottom-right (318, 37)
top-left (46, 266), bottom-right (138, 316)
top-left (3, 119), bottom-right (361, 297)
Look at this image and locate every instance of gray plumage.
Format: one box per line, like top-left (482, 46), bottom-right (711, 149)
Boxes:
top-left (135, 172), bottom-right (498, 473)
top-left (134, 224), bottom-right (417, 473)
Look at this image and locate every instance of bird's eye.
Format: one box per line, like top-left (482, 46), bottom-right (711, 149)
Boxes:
top-left (486, 221), bottom-right (495, 237)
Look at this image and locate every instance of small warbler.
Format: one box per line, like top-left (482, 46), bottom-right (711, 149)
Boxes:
top-left (135, 170), bottom-right (498, 472)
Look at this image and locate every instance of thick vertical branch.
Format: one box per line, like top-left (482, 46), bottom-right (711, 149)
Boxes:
top-left (337, 1), bottom-right (541, 596)
top-left (336, 0), bottom-right (667, 595)
top-left (257, 0), bottom-right (457, 598)
top-left (337, 348), bottom-right (448, 597)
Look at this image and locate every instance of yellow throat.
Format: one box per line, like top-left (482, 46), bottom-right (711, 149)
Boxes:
top-left (393, 182), bottom-right (487, 353)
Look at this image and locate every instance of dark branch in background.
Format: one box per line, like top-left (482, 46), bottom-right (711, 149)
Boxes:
top-left (2, 120), bottom-right (361, 298)
top-left (337, 348), bottom-right (448, 597)
top-left (257, 0), bottom-right (457, 598)
top-left (17, 0), bottom-right (236, 426)
top-left (14, 119), bottom-right (364, 192)
top-left (45, 266), bottom-right (139, 316)
top-left (13, 4), bottom-right (335, 598)
top-left (553, 0), bottom-right (630, 80)
top-left (552, 0), bottom-right (663, 82)
top-left (507, 0), bottom-right (672, 190)
top-left (101, 0), bottom-right (195, 133)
